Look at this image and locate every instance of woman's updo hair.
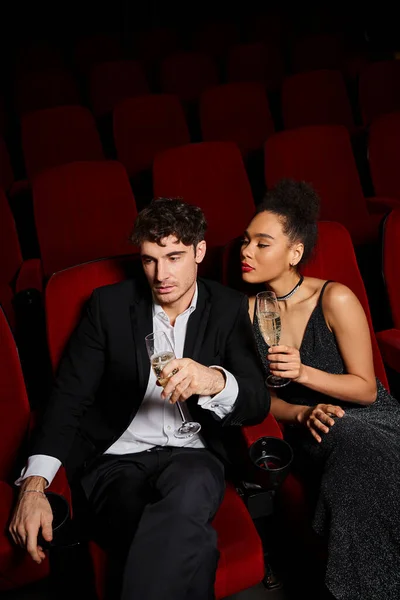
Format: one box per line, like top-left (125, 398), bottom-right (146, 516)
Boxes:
top-left (256, 178), bottom-right (320, 265)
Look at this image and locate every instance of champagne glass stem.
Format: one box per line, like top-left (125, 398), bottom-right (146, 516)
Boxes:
top-left (175, 401), bottom-right (186, 423)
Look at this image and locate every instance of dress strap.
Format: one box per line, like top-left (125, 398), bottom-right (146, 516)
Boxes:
top-left (317, 280), bottom-right (334, 306)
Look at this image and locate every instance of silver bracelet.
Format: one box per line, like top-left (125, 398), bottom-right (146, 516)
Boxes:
top-left (21, 489), bottom-right (46, 497)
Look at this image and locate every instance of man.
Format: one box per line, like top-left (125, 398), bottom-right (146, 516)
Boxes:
top-left (10, 198), bottom-right (270, 600)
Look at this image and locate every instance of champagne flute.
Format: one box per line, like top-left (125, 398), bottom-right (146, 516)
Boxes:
top-left (256, 291), bottom-right (290, 388)
top-left (145, 331), bottom-right (202, 438)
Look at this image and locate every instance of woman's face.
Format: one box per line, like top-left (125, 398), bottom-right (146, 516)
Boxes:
top-left (241, 211), bottom-right (303, 284)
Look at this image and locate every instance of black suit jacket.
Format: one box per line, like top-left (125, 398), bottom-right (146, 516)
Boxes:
top-left (32, 277), bottom-right (270, 482)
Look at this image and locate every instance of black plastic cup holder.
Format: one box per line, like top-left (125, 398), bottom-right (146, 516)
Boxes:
top-left (248, 436), bottom-right (294, 490)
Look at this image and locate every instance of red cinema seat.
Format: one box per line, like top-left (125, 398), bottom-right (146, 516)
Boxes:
top-left (113, 94), bottom-right (190, 180)
top-left (21, 106), bottom-right (104, 181)
top-left (359, 60), bottom-right (400, 126)
top-left (73, 34), bottom-right (124, 76)
top-left (89, 60), bottom-right (149, 119)
top-left (192, 22), bottom-right (239, 59)
top-left (153, 141), bottom-right (255, 249)
top-left (226, 42), bottom-right (284, 92)
top-left (289, 33), bottom-right (345, 74)
top-left (0, 305), bottom-right (69, 592)
top-left (32, 161), bottom-right (137, 278)
top-left (200, 83), bottom-right (275, 158)
top-left (264, 125), bottom-right (400, 246)
top-left (160, 52), bottom-right (219, 104)
top-left (282, 69), bottom-right (356, 133)
top-left (376, 209), bottom-right (400, 374)
top-left (14, 68), bottom-right (81, 116)
top-left (368, 111), bottom-right (400, 199)
top-left (44, 255), bottom-right (266, 600)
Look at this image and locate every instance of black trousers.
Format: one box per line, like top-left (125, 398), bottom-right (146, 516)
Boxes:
top-left (85, 446), bottom-right (225, 600)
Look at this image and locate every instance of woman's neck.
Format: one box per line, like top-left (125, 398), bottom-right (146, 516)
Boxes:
top-left (265, 271), bottom-right (302, 301)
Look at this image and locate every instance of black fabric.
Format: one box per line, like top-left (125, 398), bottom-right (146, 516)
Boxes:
top-left (86, 447), bottom-right (225, 600)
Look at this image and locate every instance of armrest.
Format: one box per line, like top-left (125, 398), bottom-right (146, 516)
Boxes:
top-left (15, 259), bottom-right (43, 294)
top-left (242, 412), bottom-right (283, 448)
top-left (376, 329), bottom-right (400, 373)
top-left (366, 196), bottom-right (400, 214)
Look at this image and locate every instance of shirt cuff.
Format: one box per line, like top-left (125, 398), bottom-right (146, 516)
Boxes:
top-left (197, 367), bottom-right (239, 419)
top-left (14, 455), bottom-right (62, 488)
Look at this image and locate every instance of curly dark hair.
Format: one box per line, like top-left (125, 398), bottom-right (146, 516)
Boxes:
top-left (256, 179), bottom-right (320, 265)
top-left (130, 198), bottom-right (207, 248)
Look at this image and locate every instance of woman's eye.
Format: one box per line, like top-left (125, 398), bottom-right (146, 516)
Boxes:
top-left (240, 239), bottom-right (249, 245)
top-left (258, 243), bottom-right (269, 248)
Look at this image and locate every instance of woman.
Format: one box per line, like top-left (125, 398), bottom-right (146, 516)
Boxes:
top-left (241, 179), bottom-right (400, 600)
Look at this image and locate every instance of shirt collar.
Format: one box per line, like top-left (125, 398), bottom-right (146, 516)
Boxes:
top-left (153, 283), bottom-right (198, 322)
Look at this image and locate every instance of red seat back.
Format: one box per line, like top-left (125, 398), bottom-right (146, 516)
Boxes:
top-left (290, 33), bottom-right (345, 74)
top-left (282, 69), bottom-right (355, 132)
top-left (33, 161), bottom-right (137, 277)
top-left (74, 34), bottom-right (124, 75)
top-left (200, 82), bottom-right (274, 156)
top-left (302, 221), bottom-right (388, 388)
top-left (160, 52), bottom-right (219, 103)
top-left (192, 22), bottom-right (239, 59)
top-left (0, 306), bottom-right (30, 481)
top-left (22, 106), bottom-right (104, 180)
top-left (14, 68), bottom-right (81, 115)
top-left (264, 125), bottom-right (375, 244)
top-left (226, 42), bottom-right (284, 92)
top-left (359, 60), bottom-right (400, 126)
top-left (153, 142), bottom-right (255, 248)
top-left (134, 28), bottom-right (180, 68)
top-left (368, 111), bottom-right (400, 199)
top-left (113, 95), bottom-right (190, 178)
top-left (381, 208), bottom-right (400, 329)
top-left (45, 255), bottom-right (140, 371)
top-left (89, 60), bottom-right (149, 118)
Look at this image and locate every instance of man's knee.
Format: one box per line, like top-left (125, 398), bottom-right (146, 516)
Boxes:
top-left (160, 457), bottom-right (225, 521)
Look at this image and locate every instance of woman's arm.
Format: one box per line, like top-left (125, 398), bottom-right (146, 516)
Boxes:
top-left (269, 283), bottom-right (377, 405)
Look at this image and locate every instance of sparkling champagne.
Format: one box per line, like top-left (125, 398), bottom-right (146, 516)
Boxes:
top-left (151, 351), bottom-right (176, 387)
top-left (258, 311), bottom-right (281, 346)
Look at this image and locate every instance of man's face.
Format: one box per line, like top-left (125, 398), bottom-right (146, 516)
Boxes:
top-left (140, 236), bottom-right (206, 307)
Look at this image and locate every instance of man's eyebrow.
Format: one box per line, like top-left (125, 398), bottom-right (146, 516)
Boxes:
top-left (141, 250), bottom-right (187, 259)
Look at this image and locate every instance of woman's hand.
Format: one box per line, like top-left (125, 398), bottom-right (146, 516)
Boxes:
top-left (267, 345), bottom-right (307, 383)
top-left (297, 403), bottom-right (345, 443)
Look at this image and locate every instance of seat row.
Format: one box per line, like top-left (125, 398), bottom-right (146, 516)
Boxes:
top-left (2, 134), bottom-right (400, 329)
top-left (2, 88), bottom-right (400, 206)
top-left (2, 214), bottom-right (399, 597)
top-left (2, 55), bottom-right (399, 133)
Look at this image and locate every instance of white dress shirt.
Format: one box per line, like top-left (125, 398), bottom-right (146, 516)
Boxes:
top-left (16, 285), bottom-right (239, 487)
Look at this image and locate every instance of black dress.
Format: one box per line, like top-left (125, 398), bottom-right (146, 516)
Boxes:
top-left (253, 281), bottom-right (400, 600)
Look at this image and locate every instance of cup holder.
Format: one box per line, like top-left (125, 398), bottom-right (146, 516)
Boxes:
top-left (248, 436), bottom-right (293, 490)
top-left (37, 492), bottom-right (72, 549)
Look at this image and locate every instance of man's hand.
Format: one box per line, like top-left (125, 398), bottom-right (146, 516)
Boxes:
top-left (160, 359), bottom-right (225, 403)
top-left (9, 476), bottom-right (53, 564)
